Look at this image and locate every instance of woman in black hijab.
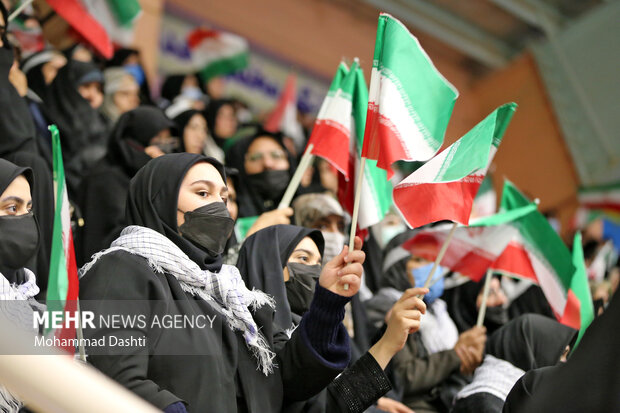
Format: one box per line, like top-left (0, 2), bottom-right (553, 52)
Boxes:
top-left (205, 98), bottom-right (238, 149)
top-left (452, 314), bottom-right (576, 413)
top-left (79, 153), bottom-right (367, 413)
top-left (503, 289), bottom-right (619, 412)
top-left (42, 59), bottom-right (109, 196)
top-left (77, 106), bottom-right (176, 264)
top-left (226, 130), bottom-right (296, 217)
top-left (238, 224), bottom-right (429, 413)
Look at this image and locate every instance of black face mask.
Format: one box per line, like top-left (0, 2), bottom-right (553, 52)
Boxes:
top-left (247, 170), bottom-right (290, 202)
top-left (484, 305), bottom-right (509, 329)
top-left (178, 202), bottom-right (234, 256)
top-left (0, 212), bottom-right (40, 270)
top-left (285, 263), bottom-right (321, 316)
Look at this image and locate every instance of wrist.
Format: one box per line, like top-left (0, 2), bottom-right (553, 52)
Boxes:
top-left (368, 337), bottom-right (396, 370)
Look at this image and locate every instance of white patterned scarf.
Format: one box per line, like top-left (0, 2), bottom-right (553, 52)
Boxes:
top-left (0, 268), bottom-right (41, 413)
top-left (456, 354), bottom-right (525, 401)
top-left (81, 225), bottom-right (277, 375)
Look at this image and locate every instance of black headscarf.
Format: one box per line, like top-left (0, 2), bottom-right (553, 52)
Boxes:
top-left (0, 158), bottom-right (35, 281)
top-left (503, 289), bottom-right (620, 412)
top-left (105, 106), bottom-right (175, 176)
top-left (226, 130), bottom-right (297, 217)
top-left (486, 313), bottom-right (576, 372)
top-left (42, 59), bottom-right (108, 161)
top-left (0, 5), bottom-right (37, 157)
top-left (236, 224), bottom-right (324, 329)
top-left (205, 98), bottom-right (235, 146)
top-left (125, 153), bottom-right (227, 272)
top-left (160, 74), bottom-right (187, 103)
top-left (171, 108), bottom-right (202, 152)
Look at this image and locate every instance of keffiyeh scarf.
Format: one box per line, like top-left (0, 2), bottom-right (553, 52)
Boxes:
top-left (81, 225), bottom-right (277, 375)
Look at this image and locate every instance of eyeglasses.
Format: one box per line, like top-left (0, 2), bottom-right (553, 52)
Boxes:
top-left (246, 150), bottom-right (287, 163)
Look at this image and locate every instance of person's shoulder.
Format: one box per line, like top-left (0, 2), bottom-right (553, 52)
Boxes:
top-left (79, 249), bottom-right (167, 300)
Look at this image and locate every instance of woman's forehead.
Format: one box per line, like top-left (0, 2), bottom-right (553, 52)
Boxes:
top-left (184, 162), bottom-right (225, 186)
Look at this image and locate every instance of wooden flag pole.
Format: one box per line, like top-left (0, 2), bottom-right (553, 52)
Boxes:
top-left (476, 268), bottom-right (493, 327)
top-left (278, 144), bottom-right (314, 209)
top-left (8, 0), bottom-right (33, 21)
top-left (416, 222), bottom-right (458, 298)
top-left (345, 156), bottom-right (367, 291)
top-left (76, 299), bottom-right (87, 362)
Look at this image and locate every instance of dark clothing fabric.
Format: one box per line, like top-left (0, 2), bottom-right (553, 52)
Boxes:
top-left (362, 231), bottom-right (384, 294)
top-left (237, 224), bottom-right (324, 329)
top-left (486, 314), bottom-right (576, 372)
top-left (503, 290), bottom-right (620, 413)
top-left (507, 284), bottom-right (554, 320)
top-left (0, 44), bottom-right (38, 157)
top-left (80, 249), bottom-right (347, 413)
top-left (452, 392), bottom-right (504, 413)
top-left (392, 332), bottom-right (462, 412)
top-left (327, 352), bottom-right (392, 413)
top-left (77, 107), bottom-right (175, 264)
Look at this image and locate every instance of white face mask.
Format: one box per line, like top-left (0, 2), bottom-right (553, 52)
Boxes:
top-left (375, 223), bottom-right (406, 249)
top-left (321, 231), bottom-right (346, 265)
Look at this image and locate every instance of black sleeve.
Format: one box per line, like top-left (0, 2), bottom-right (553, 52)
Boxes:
top-left (79, 251), bottom-right (185, 410)
top-left (278, 284), bottom-right (351, 402)
top-left (326, 352), bottom-right (392, 413)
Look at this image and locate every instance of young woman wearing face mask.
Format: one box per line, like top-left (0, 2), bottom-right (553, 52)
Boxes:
top-left (77, 106), bottom-right (178, 265)
top-left (237, 224), bottom-right (428, 413)
top-left (79, 153), bottom-right (367, 413)
top-left (0, 159), bottom-right (46, 412)
top-left (376, 232), bottom-right (487, 413)
top-left (452, 314), bottom-right (576, 413)
top-left (226, 130), bottom-right (295, 218)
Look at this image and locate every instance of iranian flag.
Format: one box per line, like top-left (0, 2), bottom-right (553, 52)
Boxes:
top-left (400, 204), bottom-right (537, 281)
top-left (471, 175), bottom-right (497, 219)
top-left (336, 61), bottom-right (392, 229)
top-left (306, 62), bottom-right (350, 177)
top-left (578, 181), bottom-right (620, 214)
top-left (569, 232), bottom-right (595, 349)
top-left (188, 28), bottom-right (250, 81)
top-left (46, 125), bottom-right (80, 354)
top-left (394, 103), bottom-right (516, 229)
top-left (492, 181), bottom-right (578, 328)
top-left (264, 72), bottom-right (306, 148)
top-left (82, 0), bottom-right (141, 46)
top-left (46, 0), bottom-right (113, 58)
top-left (362, 13), bottom-right (459, 179)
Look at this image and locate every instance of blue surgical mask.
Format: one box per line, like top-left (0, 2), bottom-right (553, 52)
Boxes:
top-left (124, 63), bottom-right (145, 86)
top-left (412, 263), bottom-right (445, 305)
top-left (181, 86), bottom-right (205, 101)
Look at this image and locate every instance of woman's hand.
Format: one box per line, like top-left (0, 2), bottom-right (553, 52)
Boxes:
top-left (376, 397), bottom-right (415, 413)
top-left (318, 236), bottom-right (365, 297)
top-left (369, 288), bottom-right (428, 369)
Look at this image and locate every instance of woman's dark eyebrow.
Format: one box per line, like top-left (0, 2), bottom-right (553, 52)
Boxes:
top-left (293, 248), bottom-right (316, 257)
top-left (0, 196), bottom-right (25, 205)
top-left (190, 180), bottom-right (229, 194)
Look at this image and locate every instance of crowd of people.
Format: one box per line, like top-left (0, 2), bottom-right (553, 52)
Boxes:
top-left (0, 1), bottom-right (619, 412)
